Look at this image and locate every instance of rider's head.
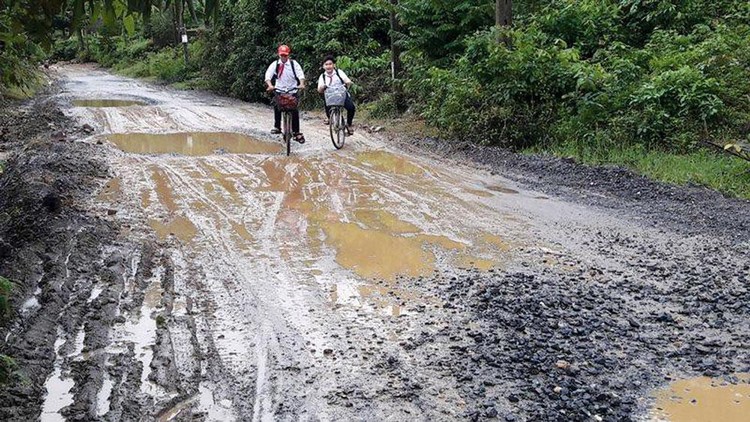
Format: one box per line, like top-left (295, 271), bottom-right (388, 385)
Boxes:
top-left (278, 44), bottom-right (291, 61)
top-left (322, 55), bottom-right (336, 72)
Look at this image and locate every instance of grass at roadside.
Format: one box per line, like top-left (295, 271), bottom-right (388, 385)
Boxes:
top-left (112, 44), bottom-right (209, 89)
top-left (528, 141), bottom-right (750, 199)
top-left (0, 71), bottom-right (46, 101)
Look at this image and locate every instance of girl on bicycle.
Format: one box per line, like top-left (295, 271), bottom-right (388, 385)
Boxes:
top-left (317, 56), bottom-right (356, 135)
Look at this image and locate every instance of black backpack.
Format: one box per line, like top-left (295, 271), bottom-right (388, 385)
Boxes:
top-left (271, 59), bottom-right (300, 85)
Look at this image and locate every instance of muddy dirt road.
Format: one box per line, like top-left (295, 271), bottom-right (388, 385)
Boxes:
top-left (1, 65), bottom-right (748, 421)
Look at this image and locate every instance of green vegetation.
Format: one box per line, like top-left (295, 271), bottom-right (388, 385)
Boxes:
top-left (0, 275), bottom-right (17, 386)
top-left (0, 276), bottom-right (12, 322)
top-left (0, 354), bottom-right (17, 384)
top-left (2, 0), bottom-right (749, 196)
top-left (529, 142), bottom-right (750, 198)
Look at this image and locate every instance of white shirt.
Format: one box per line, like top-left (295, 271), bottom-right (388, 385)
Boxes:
top-left (264, 59), bottom-right (305, 91)
top-left (317, 69), bottom-right (352, 90)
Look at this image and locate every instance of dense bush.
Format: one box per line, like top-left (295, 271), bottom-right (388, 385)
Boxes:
top-left (409, 1), bottom-right (750, 152)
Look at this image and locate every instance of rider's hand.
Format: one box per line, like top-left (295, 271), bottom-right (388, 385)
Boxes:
top-left (266, 85), bottom-right (275, 92)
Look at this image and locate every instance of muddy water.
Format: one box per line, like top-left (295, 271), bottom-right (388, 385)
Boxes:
top-left (108, 132), bottom-right (283, 156)
top-left (73, 99), bottom-right (147, 107)
top-left (650, 374), bottom-right (750, 421)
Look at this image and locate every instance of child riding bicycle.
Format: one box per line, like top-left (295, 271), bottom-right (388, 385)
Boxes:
top-left (317, 55), bottom-right (356, 136)
top-left (265, 44), bottom-right (306, 144)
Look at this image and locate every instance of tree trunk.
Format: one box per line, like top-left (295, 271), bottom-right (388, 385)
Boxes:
top-left (186, 0), bottom-right (198, 24)
top-left (176, 0), bottom-right (189, 63)
top-left (496, 0), bottom-right (512, 45)
top-left (496, 0), bottom-right (512, 26)
top-left (142, 2), bottom-right (152, 38)
top-left (77, 27), bottom-right (86, 52)
top-left (389, 0), bottom-right (405, 112)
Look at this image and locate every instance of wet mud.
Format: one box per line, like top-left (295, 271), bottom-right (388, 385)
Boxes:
top-left (73, 99), bottom-right (147, 108)
top-left (2, 65), bottom-right (749, 422)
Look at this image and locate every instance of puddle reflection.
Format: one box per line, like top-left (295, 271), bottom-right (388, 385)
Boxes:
top-left (109, 132), bottom-right (282, 156)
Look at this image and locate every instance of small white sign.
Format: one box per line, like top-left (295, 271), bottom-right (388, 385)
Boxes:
top-left (181, 34), bottom-right (188, 43)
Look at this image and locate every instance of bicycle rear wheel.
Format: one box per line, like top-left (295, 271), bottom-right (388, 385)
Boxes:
top-left (330, 107), bottom-right (346, 150)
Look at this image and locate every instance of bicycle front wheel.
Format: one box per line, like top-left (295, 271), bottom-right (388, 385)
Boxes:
top-left (330, 107), bottom-right (346, 150)
top-left (283, 112), bottom-right (291, 156)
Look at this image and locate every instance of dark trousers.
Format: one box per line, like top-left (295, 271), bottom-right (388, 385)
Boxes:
top-left (325, 95), bottom-right (356, 126)
top-left (274, 107), bottom-right (300, 133)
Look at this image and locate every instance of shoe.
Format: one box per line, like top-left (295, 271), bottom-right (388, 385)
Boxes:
top-left (346, 126), bottom-right (354, 136)
top-left (294, 133), bottom-right (306, 144)
top-left (323, 118), bottom-right (330, 125)
top-left (271, 127), bottom-right (281, 134)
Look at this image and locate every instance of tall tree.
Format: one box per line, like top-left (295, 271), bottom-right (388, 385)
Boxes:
top-left (389, 0), bottom-right (405, 112)
top-left (496, 0), bottom-right (511, 44)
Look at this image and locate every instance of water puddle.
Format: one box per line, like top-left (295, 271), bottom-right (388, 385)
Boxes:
top-left (464, 188), bottom-right (495, 198)
top-left (96, 373), bottom-right (114, 417)
top-left (149, 216), bottom-right (198, 243)
top-left (320, 221), bottom-right (436, 280)
top-left (21, 286), bottom-right (42, 314)
top-left (97, 177), bottom-right (122, 202)
top-left (356, 150), bottom-right (426, 175)
top-left (151, 167), bottom-right (178, 213)
top-left (41, 328), bottom-right (75, 421)
top-left (73, 99), bottom-right (147, 107)
top-left (108, 132), bottom-right (283, 156)
top-left (258, 157), bottom-right (513, 282)
top-left (485, 184), bottom-right (519, 194)
top-left (650, 374), bottom-right (750, 421)
top-left (198, 384), bottom-right (236, 421)
top-left (123, 270), bottom-right (163, 396)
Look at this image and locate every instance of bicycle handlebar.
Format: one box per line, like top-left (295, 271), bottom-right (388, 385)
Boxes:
top-left (274, 87), bottom-right (300, 94)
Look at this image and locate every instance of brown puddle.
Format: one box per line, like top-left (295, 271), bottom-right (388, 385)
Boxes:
top-left (149, 216), bottom-right (197, 243)
top-left (258, 156), bottom-right (513, 282)
top-left (356, 150), bottom-right (425, 175)
top-left (650, 374), bottom-right (750, 421)
top-left (97, 177), bottom-right (122, 202)
top-left (320, 221), bottom-right (436, 280)
top-left (150, 167), bottom-right (178, 213)
top-left (73, 99), bottom-right (147, 107)
top-left (108, 132), bottom-right (283, 156)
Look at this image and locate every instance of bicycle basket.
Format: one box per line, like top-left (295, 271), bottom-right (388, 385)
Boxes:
top-left (324, 87), bottom-right (347, 107)
top-left (275, 93), bottom-right (299, 111)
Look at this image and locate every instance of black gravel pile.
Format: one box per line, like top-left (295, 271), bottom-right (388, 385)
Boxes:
top-left (410, 265), bottom-right (750, 421)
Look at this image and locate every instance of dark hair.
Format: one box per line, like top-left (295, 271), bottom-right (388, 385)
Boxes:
top-left (323, 55), bottom-right (336, 64)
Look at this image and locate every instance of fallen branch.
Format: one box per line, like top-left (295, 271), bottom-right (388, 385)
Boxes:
top-left (702, 139), bottom-right (750, 163)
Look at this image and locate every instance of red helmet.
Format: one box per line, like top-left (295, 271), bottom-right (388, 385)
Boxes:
top-left (277, 45), bottom-right (291, 56)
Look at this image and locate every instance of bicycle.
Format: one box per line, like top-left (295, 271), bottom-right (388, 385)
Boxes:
top-left (324, 86), bottom-right (348, 150)
top-left (274, 87), bottom-right (299, 156)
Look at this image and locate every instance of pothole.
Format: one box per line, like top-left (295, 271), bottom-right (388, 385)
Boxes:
top-left (649, 374), bottom-right (750, 421)
top-left (108, 132), bottom-right (283, 156)
top-left (72, 99), bottom-right (147, 107)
